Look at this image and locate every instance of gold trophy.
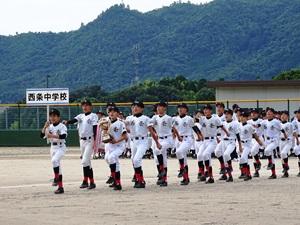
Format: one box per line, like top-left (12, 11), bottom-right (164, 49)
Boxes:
top-left (99, 118), bottom-right (112, 143)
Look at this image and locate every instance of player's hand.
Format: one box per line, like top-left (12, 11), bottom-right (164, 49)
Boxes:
top-left (156, 142), bottom-right (162, 150)
top-left (110, 138), bottom-right (117, 144)
top-left (62, 120), bottom-right (68, 125)
top-left (43, 121), bottom-right (50, 128)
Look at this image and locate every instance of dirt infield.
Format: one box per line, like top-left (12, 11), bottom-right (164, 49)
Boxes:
top-left (0, 147), bottom-right (300, 225)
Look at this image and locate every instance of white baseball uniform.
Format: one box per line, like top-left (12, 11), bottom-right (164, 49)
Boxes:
top-left (223, 120), bottom-right (240, 163)
top-left (240, 122), bottom-right (256, 164)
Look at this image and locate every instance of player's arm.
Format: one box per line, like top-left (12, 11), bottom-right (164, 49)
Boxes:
top-left (148, 126), bottom-right (161, 149)
top-left (40, 121), bottom-right (49, 138)
top-left (253, 133), bottom-right (263, 146)
top-left (63, 118), bottom-right (78, 125)
top-left (219, 125), bottom-right (229, 137)
top-left (111, 131), bottom-right (127, 144)
top-left (192, 125), bottom-right (203, 141)
top-left (172, 126), bottom-right (182, 142)
top-left (236, 133), bottom-right (242, 153)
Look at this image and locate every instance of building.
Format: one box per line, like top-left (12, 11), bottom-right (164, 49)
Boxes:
top-left (207, 80), bottom-right (300, 114)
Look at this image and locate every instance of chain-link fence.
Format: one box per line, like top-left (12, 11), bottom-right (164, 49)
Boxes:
top-left (1, 99), bottom-right (300, 131)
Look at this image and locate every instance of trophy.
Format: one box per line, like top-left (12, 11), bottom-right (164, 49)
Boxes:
top-left (99, 118), bottom-right (112, 143)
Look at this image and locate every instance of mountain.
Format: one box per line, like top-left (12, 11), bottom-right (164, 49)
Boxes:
top-left (1, 0), bottom-right (300, 102)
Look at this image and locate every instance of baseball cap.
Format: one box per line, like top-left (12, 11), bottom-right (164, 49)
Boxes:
top-left (108, 106), bottom-right (120, 113)
top-left (232, 104), bottom-right (239, 110)
top-left (241, 110), bottom-right (250, 117)
top-left (49, 108), bottom-right (60, 117)
top-left (224, 109), bottom-right (233, 115)
top-left (216, 102), bottom-right (225, 108)
top-left (132, 100), bottom-right (144, 108)
top-left (251, 108), bottom-right (260, 113)
top-left (81, 99), bottom-right (92, 106)
top-left (177, 103), bottom-right (188, 110)
top-left (203, 104), bottom-right (213, 110)
top-left (157, 101), bottom-right (168, 107)
top-left (281, 110), bottom-right (289, 116)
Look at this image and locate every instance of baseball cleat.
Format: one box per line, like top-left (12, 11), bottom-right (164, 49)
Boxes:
top-left (226, 176), bottom-right (233, 182)
top-left (268, 174), bottom-right (277, 179)
top-left (134, 182), bottom-right (146, 189)
top-left (80, 181), bottom-right (89, 189)
top-left (256, 162), bottom-right (261, 171)
top-left (156, 178), bottom-right (163, 185)
top-left (244, 175), bottom-right (252, 181)
top-left (238, 173), bottom-right (246, 179)
top-left (197, 173), bottom-right (202, 180)
top-left (297, 172), bottom-right (300, 177)
top-left (219, 174), bottom-right (227, 181)
top-left (281, 172), bottom-right (289, 178)
top-left (131, 176), bottom-right (136, 183)
top-left (113, 184), bottom-right (122, 190)
top-left (253, 171), bottom-right (260, 177)
top-left (54, 187), bottom-right (64, 194)
top-left (106, 176), bottom-right (114, 184)
top-left (205, 177), bottom-right (214, 184)
top-left (180, 179), bottom-right (190, 186)
top-left (87, 183), bottom-right (96, 189)
top-left (159, 181), bottom-right (168, 187)
top-left (199, 175), bottom-right (206, 182)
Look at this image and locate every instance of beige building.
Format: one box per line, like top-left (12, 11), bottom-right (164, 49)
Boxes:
top-left (207, 80), bottom-right (300, 114)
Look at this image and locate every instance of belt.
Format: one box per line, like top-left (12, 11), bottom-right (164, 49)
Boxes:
top-left (81, 136), bottom-right (92, 140)
top-left (242, 140), bottom-right (250, 143)
top-left (132, 136), bottom-right (146, 141)
top-left (180, 135), bottom-right (191, 138)
top-left (223, 138), bottom-right (235, 141)
top-left (159, 136), bottom-right (169, 139)
top-left (52, 142), bottom-right (63, 146)
top-left (204, 137), bottom-right (214, 140)
top-left (281, 138), bottom-right (291, 141)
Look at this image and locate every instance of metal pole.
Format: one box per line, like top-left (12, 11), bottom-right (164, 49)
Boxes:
top-left (18, 104), bottom-right (21, 130)
top-left (5, 108), bottom-right (8, 129)
top-left (256, 100), bottom-right (259, 109)
top-left (226, 101), bottom-right (229, 109)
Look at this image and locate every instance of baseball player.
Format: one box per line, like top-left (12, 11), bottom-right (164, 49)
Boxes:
top-left (197, 104), bottom-right (229, 184)
top-left (105, 106), bottom-right (127, 190)
top-left (218, 109), bottom-right (242, 182)
top-left (239, 111), bottom-right (263, 181)
top-left (41, 109), bottom-right (67, 194)
top-left (63, 99), bottom-right (98, 189)
top-left (262, 108), bottom-right (287, 179)
top-left (214, 102), bottom-right (227, 175)
top-left (129, 101), bottom-right (152, 188)
top-left (280, 111), bottom-right (299, 178)
top-left (248, 109), bottom-right (264, 177)
top-left (173, 103), bottom-right (203, 185)
top-left (149, 101), bottom-right (180, 187)
top-left (292, 109), bottom-right (300, 177)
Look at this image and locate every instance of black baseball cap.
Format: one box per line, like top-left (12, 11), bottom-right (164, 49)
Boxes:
top-left (281, 110), bottom-right (289, 116)
top-left (241, 110), bottom-right (250, 117)
top-left (216, 102), bottom-right (225, 108)
top-left (224, 109), bottom-right (233, 115)
top-left (295, 109), bottom-right (300, 114)
top-left (108, 106), bottom-right (120, 113)
top-left (251, 108), bottom-right (260, 113)
top-left (177, 103), bottom-right (188, 110)
top-left (81, 99), bottom-right (92, 106)
top-left (132, 100), bottom-right (144, 108)
top-left (157, 101), bottom-right (168, 107)
top-left (232, 104), bottom-right (239, 110)
top-left (266, 107), bottom-right (275, 113)
top-left (49, 108), bottom-right (60, 117)
top-left (203, 104), bottom-right (213, 110)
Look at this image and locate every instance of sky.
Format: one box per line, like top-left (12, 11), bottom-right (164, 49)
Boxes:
top-left (0, 0), bottom-right (213, 36)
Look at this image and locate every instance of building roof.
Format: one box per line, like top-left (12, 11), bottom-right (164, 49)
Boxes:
top-left (207, 80), bottom-right (300, 88)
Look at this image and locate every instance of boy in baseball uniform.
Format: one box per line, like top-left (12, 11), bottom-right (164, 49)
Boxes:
top-left (130, 101), bottom-right (152, 188)
top-left (248, 109), bottom-right (264, 177)
top-left (197, 104), bottom-right (229, 184)
top-left (280, 111), bottom-right (299, 178)
top-left (105, 106), bottom-right (127, 190)
top-left (41, 109), bottom-right (67, 194)
top-left (262, 108), bottom-right (287, 179)
top-left (239, 111), bottom-right (263, 181)
top-left (219, 109), bottom-right (242, 182)
top-left (173, 103), bottom-right (203, 185)
top-left (149, 101), bottom-right (180, 187)
top-left (63, 99), bottom-right (98, 189)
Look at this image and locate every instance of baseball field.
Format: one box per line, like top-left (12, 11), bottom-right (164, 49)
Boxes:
top-left (0, 147), bottom-right (299, 225)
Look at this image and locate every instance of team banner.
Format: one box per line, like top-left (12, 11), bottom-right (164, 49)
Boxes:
top-left (26, 88), bottom-right (69, 105)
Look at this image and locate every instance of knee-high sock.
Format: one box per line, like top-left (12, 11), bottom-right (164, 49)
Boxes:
top-left (83, 166), bottom-right (89, 182)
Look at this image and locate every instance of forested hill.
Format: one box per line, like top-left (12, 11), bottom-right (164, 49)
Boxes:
top-left (1, 0), bottom-right (300, 102)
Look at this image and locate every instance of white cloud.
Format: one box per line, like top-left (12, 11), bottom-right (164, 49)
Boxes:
top-left (0, 0), bottom-right (213, 35)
